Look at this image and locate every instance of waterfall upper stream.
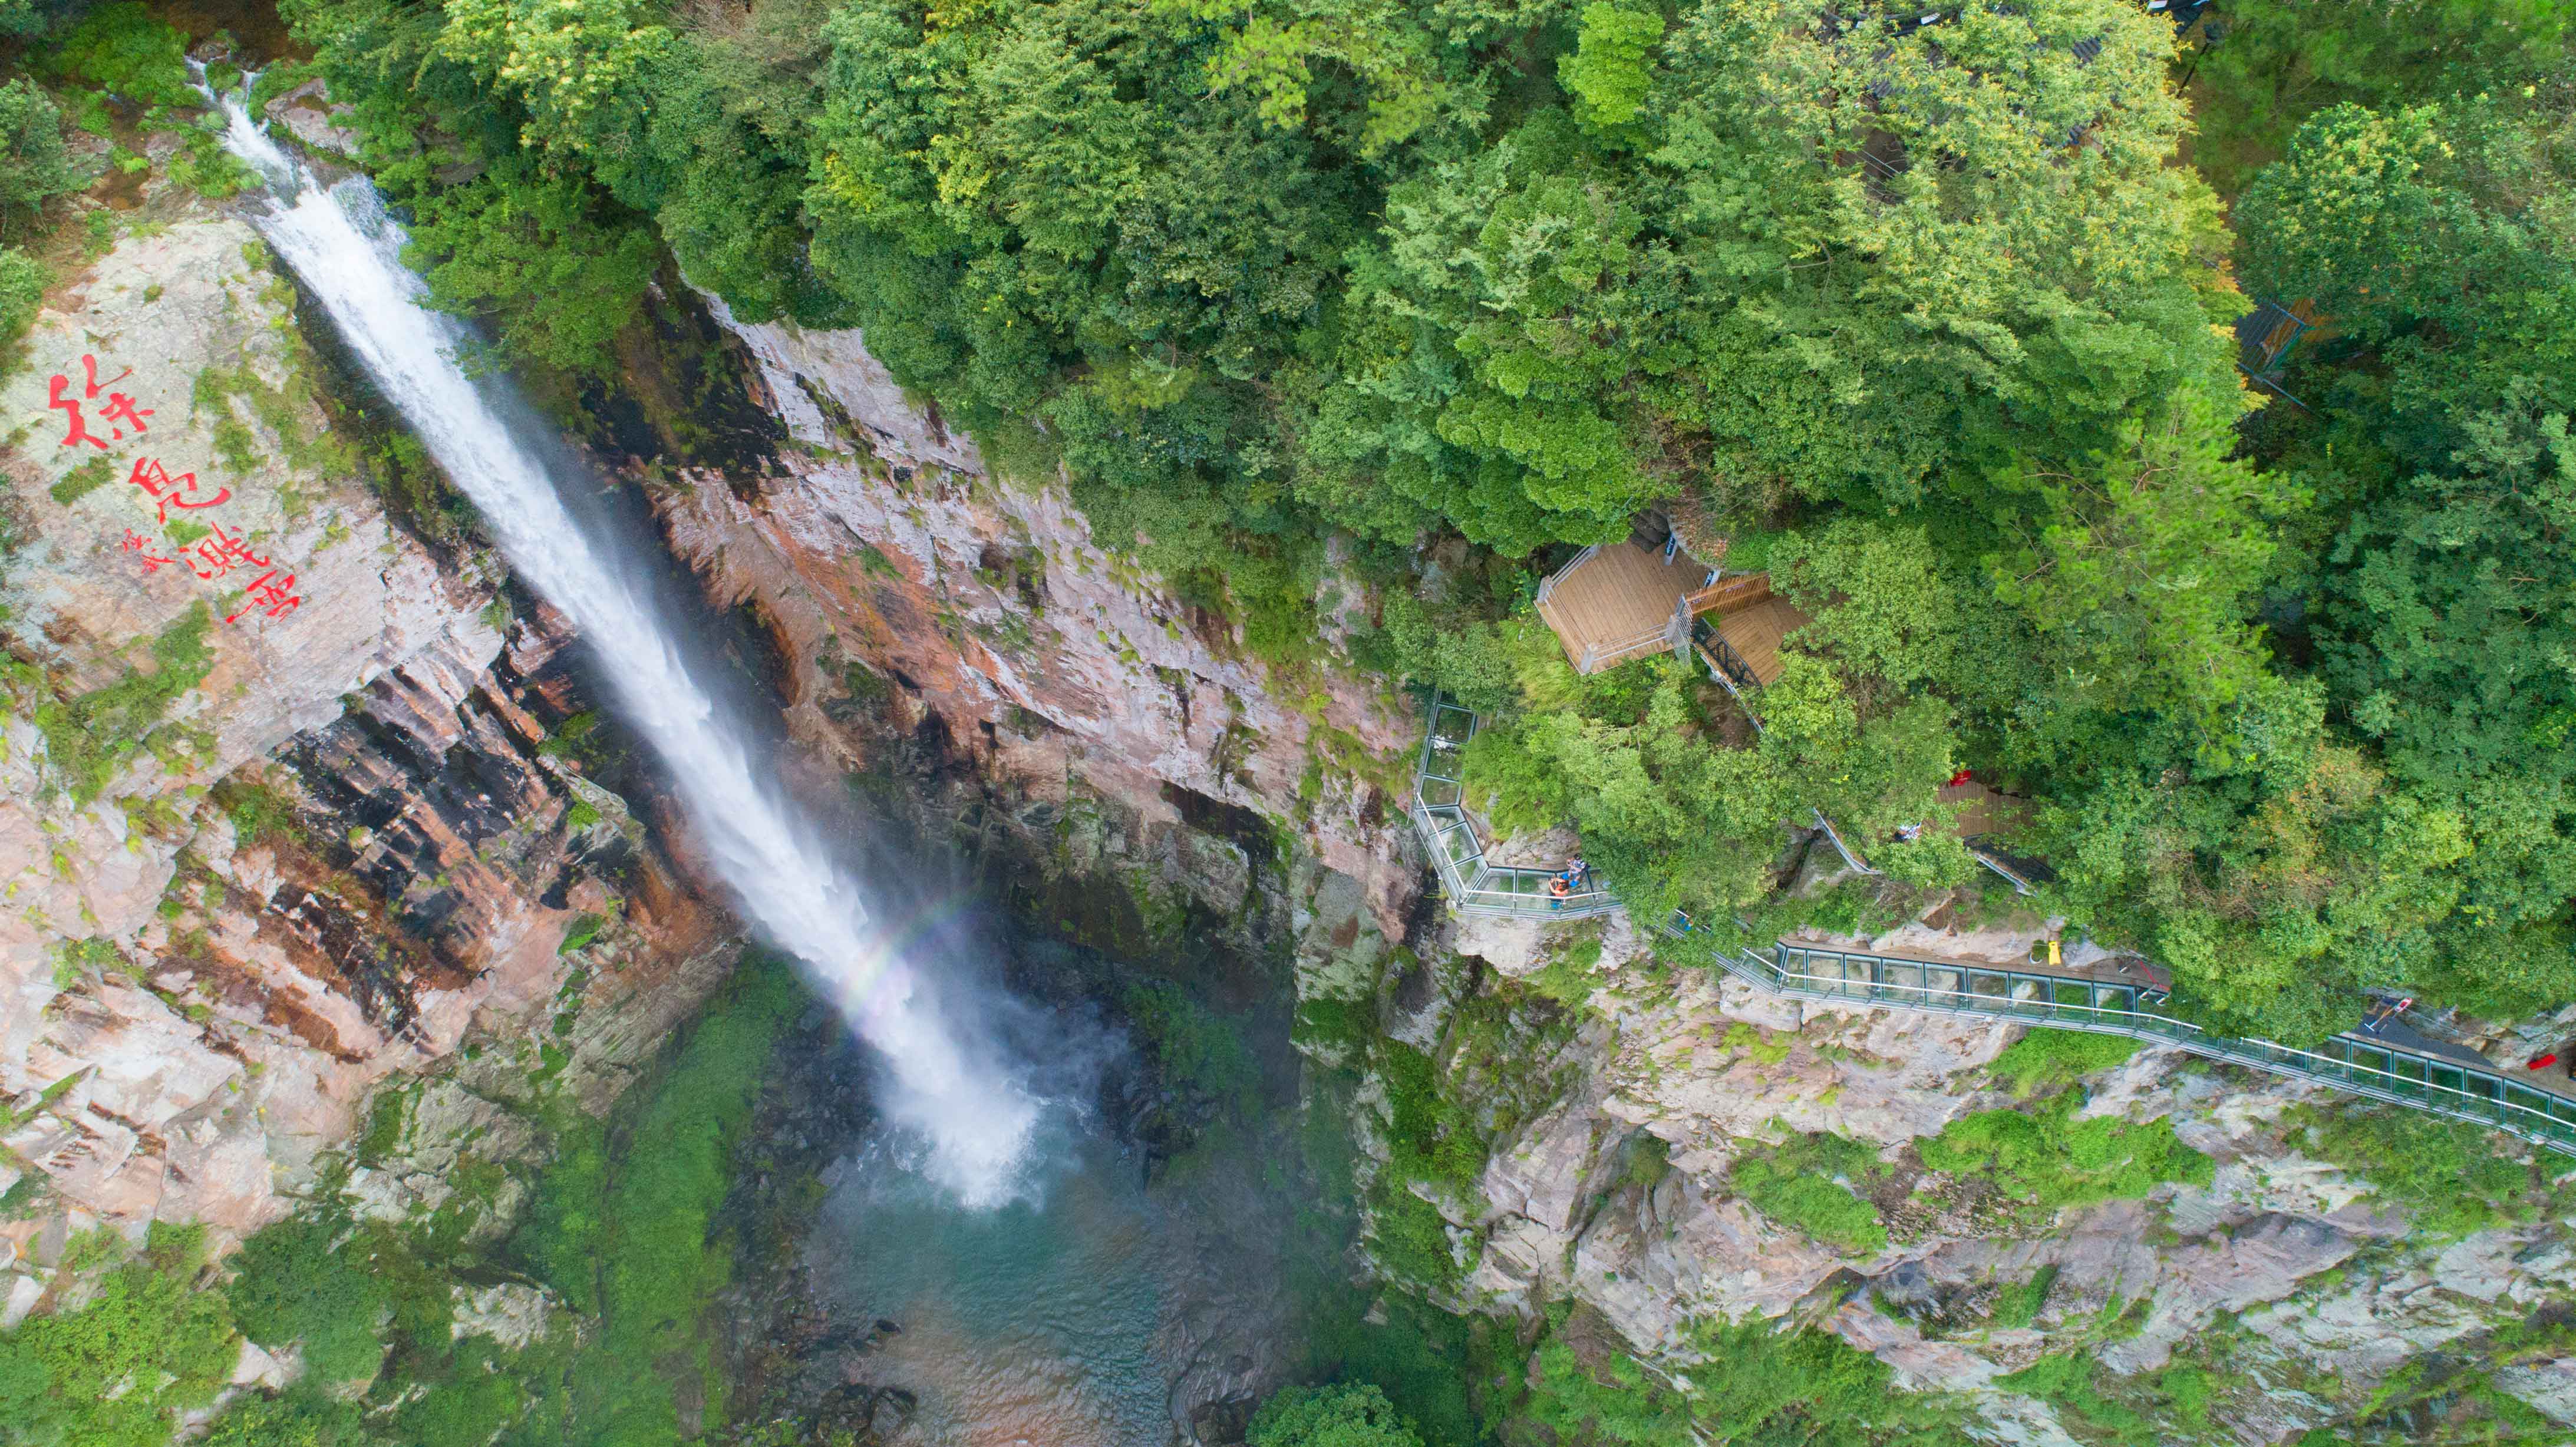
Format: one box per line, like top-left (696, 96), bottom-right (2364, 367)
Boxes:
top-left (206, 82), bottom-right (1041, 1205)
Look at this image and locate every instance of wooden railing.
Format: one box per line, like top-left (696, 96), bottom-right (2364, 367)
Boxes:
top-left (1681, 570), bottom-right (1773, 619)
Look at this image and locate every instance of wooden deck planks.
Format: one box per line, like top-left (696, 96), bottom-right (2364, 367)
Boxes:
top-left (1939, 780), bottom-right (2034, 841)
top-left (1536, 542), bottom-right (1707, 670)
top-left (1713, 598), bottom-right (1812, 686)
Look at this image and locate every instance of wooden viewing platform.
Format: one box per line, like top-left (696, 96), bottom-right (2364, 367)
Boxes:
top-left (1535, 537), bottom-right (1815, 678)
top-left (1938, 779), bottom-right (2033, 841)
top-left (1707, 597), bottom-right (1812, 688)
top-left (1535, 541), bottom-right (1710, 673)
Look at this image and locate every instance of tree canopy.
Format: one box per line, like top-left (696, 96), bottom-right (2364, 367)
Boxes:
top-left (223, 0), bottom-right (2576, 1040)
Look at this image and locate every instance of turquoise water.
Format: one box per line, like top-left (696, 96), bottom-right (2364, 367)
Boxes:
top-left (806, 1120), bottom-right (1180, 1445)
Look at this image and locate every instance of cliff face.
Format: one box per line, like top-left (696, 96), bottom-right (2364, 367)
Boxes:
top-left (1340, 908), bottom-right (2576, 1443)
top-left (0, 182), bottom-right (733, 1285)
top-left (0, 120), bottom-right (1420, 1317)
top-left (648, 297), bottom-right (1423, 964)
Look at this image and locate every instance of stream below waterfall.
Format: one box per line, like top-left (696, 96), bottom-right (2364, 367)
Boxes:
top-left (718, 932), bottom-right (1308, 1447)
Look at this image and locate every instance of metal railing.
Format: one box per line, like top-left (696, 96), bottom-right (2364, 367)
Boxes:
top-left (1533, 544), bottom-right (1602, 607)
top-left (1411, 700), bottom-right (1619, 918)
top-left (1573, 624), bottom-right (1680, 675)
top-left (1697, 630), bottom-right (1759, 699)
top-left (1405, 696), bottom-right (2576, 1158)
top-left (1960, 834), bottom-right (2043, 896)
top-left (1809, 808), bottom-right (1884, 878)
top-left (1707, 941), bottom-right (2576, 1155)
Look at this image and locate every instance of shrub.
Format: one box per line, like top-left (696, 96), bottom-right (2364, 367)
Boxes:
top-left (1731, 1132), bottom-right (1889, 1256)
top-left (48, 454), bottom-right (114, 505)
top-left (1365, 1184), bottom-right (1462, 1290)
top-left (1122, 979), bottom-right (1262, 1120)
top-left (1990, 1264), bottom-right (2058, 1329)
top-left (1990, 1030), bottom-right (2140, 1098)
top-left (1249, 1383), bottom-right (1426, 1447)
top-left (195, 1388), bottom-right (365, 1447)
top-left (1918, 1093), bottom-right (2212, 1216)
top-left (1521, 1313), bottom-right (1967, 1446)
top-left (0, 81), bottom-right (83, 238)
top-left (1377, 1042), bottom-right (1485, 1195)
top-left (226, 1214), bottom-right (392, 1384)
top-left (217, 777), bottom-right (309, 846)
top-left (50, 2), bottom-right (197, 106)
top-left (168, 127), bottom-right (262, 200)
top-left (2303, 1106), bottom-right (2532, 1240)
top-left (34, 604), bottom-right (216, 801)
top-left (0, 245), bottom-right (42, 361)
top-left (0, 1243), bottom-right (237, 1446)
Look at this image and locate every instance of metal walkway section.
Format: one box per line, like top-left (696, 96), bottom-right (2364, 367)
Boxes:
top-left (1406, 699), bottom-right (2576, 1157)
top-left (1411, 698), bottom-right (1619, 918)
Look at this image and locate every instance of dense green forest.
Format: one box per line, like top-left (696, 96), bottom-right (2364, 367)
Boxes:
top-left (290, 0), bottom-right (2575, 1044)
top-left (4, 0), bottom-right (2571, 1039)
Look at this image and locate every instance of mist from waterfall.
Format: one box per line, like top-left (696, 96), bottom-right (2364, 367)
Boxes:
top-left (205, 81), bottom-right (1042, 1205)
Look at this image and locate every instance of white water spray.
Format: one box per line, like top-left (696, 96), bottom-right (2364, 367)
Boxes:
top-left (207, 84), bottom-right (1040, 1203)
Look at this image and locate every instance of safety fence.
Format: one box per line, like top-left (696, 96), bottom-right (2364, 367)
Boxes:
top-left (1407, 698), bottom-right (2576, 1157)
top-left (1413, 699), bottom-right (1619, 919)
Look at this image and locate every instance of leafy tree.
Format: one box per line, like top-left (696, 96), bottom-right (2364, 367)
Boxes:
top-left (226, 1213), bottom-right (395, 1384)
top-left (1559, 1), bottom-right (1665, 134)
top-left (1249, 1383), bottom-right (1426, 1447)
top-left (2215, 94), bottom-right (2576, 1028)
top-left (0, 245), bottom-right (44, 354)
top-left (250, 0), bottom-right (2576, 1043)
top-left (436, 0), bottom-right (674, 147)
top-left (0, 1235), bottom-right (237, 1447)
top-left (2189, 0), bottom-right (2574, 194)
top-left (48, 2), bottom-right (198, 106)
top-left (279, 0), bottom-right (662, 378)
top-left (0, 79), bottom-right (82, 239)
top-left (1770, 520), bottom-right (1958, 693)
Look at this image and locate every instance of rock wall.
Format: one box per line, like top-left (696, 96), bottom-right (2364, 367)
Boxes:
top-left (0, 180), bottom-right (734, 1293)
top-left (652, 297), bottom-right (1424, 965)
top-left (1344, 904), bottom-right (2576, 1444)
top-left (0, 131), bottom-right (1427, 1320)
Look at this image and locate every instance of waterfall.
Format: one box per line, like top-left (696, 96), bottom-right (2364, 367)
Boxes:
top-left (206, 83), bottom-right (1040, 1205)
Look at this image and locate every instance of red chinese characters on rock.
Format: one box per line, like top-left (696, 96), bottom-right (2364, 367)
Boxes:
top-left (127, 456), bottom-right (231, 522)
top-left (186, 523), bottom-right (270, 583)
top-left (47, 355), bottom-right (148, 450)
top-left (165, 522), bottom-right (305, 622)
top-left (119, 529), bottom-right (181, 574)
top-left (230, 568), bottom-right (302, 623)
top-left (49, 354), bottom-right (314, 626)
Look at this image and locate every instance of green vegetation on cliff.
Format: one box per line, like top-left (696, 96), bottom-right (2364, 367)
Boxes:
top-left (0, 959), bottom-right (803, 1447)
top-left (138, 0), bottom-right (2561, 1043)
top-left (1520, 1310), bottom-right (1975, 1447)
